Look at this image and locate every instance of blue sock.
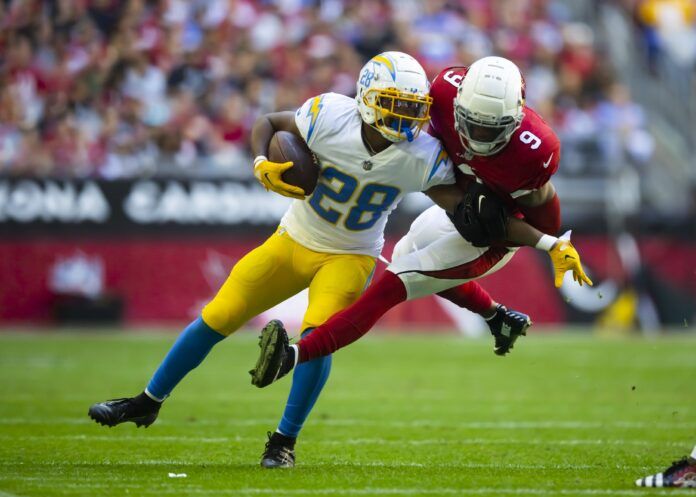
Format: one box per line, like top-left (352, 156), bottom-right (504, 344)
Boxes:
top-left (277, 328), bottom-right (332, 438)
top-left (145, 317), bottom-right (225, 401)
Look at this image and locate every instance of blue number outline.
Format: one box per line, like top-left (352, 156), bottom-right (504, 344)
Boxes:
top-left (308, 166), bottom-right (358, 225)
top-left (308, 166), bottom-right (400, 231)
top-left (345, 183), bottom-right (400, 231)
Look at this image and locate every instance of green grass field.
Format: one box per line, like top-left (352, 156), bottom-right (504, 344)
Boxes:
top-left (1, 330), bottom-right (695, 497)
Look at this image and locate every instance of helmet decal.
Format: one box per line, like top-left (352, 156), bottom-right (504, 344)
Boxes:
top-left (371, 55), bottom-right (396, 80)
top-left (356, 52), bottom-right (432, 143)
top-left (359, 67), bottom-right (375, 88)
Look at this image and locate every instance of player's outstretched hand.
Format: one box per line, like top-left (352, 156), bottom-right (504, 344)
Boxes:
top-left (547, 230), bottom-right (593, 288)
top-left (254, 158), bottom-right (306, 200)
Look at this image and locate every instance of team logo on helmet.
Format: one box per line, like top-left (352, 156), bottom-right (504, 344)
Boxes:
top-left (356, 52), bottom-right (432, 143)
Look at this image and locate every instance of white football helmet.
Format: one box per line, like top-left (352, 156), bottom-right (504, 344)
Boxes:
top-left (454, 56), bottom-right (525, 156)
top-left (356, 51), bottom-right (432, 143)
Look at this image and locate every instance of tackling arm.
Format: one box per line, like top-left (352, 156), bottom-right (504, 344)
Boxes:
top-left (250, 112), bottom-right (306, 199)
top-left (423, 184), bottom-right (465, 214)
top-left (437, 177), bottom-right (589, 288)
top-left (506, 216), bottom-right (592, 288)
top-left (428, 182), bottom-right (590, 288)
top-left (515, 181), bottom-right (561, 235)
top-left (510, 181), bottom-right (589, 287)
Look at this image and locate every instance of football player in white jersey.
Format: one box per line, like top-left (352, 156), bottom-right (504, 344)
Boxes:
top-left (87, 52), bottom-right (529, 468)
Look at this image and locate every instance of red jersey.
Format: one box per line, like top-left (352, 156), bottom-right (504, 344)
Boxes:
top-left (428, 66), bottom-right (560, 207)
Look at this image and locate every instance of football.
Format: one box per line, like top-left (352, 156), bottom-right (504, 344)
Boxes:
top-left (268, 131), bottom-right (320, 195)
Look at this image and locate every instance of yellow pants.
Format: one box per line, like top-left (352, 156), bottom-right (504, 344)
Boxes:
top-left (202, 228), bottom-right (376, 336)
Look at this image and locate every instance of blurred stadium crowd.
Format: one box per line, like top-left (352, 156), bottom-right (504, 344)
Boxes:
top-left (0, 0), bottom-right (690, 180)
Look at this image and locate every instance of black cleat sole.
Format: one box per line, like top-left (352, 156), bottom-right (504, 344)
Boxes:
top-left (250, 320), bottom-right (288, 388)
top-left (493, 312), bottom-right (532, 356)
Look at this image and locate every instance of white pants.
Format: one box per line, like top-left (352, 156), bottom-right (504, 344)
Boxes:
top-left (389, 206), bottom-right (517, 300)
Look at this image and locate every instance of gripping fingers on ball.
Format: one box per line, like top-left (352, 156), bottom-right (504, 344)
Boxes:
top-left (254, 159), bottom-right (286, 182)
top-left (271, 169), bottom-right (305, 197)
top-left (274, 162), bottom-right (306, 198)
top-left (256, 161), bottom-right (305, 199)
top-left (276, 188), bottom-right (306, 200)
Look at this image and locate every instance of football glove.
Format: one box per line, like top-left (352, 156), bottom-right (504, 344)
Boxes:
top-left (254, 157), bottom-right (306, 200)
top-left (547, 231), bottom-right (593, 288)
top-left (451, 181), bottom-right (509, 247)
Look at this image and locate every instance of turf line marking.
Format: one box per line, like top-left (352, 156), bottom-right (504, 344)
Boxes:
top-left (0, 435), bottom-right (684, 448)
top-left (236, 490), bottom-right (688, 496)
top-left (227, 491), bottom-right (683, 496)
top-left (1, 418), bottom-right (694, 429)
top-left (0, 461), bottom-right (646, 470)
top-left (2, 485), bottom-right (681, 496)
top-left (0, 491), bottom-right (23, 497)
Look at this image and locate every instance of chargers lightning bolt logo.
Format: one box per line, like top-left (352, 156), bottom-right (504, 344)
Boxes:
top-left (306, 95), bottom-right (324, 142)
top-left (372, 55), bottom-right (396, 80)
top-left (427, 147), bottom-right (449, 182)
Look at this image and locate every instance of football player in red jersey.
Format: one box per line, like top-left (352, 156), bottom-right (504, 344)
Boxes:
top-left (429, 60), bottom-right (561, 239)
top-left (250, 56), bottom-right (592, 388)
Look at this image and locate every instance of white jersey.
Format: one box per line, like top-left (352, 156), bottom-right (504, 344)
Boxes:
top-left (280, 92), bottom-right (455, 257)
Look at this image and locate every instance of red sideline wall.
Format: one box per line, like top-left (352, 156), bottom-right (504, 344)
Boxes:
top-left (1, 237), bottom-right (694, 329)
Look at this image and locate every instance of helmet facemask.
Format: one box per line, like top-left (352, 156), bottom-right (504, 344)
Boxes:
top-left (453, 101), bottom-right (523, 156)
top-left (363, 88), bottom-right (432, 143)
top-left (356, 52), bottom-right (432, 143)
top-left (452, 56), bottom-right (526, 157)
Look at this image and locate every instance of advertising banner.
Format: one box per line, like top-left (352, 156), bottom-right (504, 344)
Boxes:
top-left (1, 177), bottom-right (694, 331)
top-left (0, 177), bottom-right (291, 235)
top-left (1, 237), bottom-right (694, 331)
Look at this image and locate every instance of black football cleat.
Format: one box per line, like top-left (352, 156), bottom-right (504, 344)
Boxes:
top-left (636, 457), bottom-right (696, 487)
top-left (487, 304), bottom-right (531, 356)
top-left (250, 320), bottom-right (294, 388)
top-left (261, 431), bottom-right (296, 468)
top-left (88, 393), bottom-right (161, 428)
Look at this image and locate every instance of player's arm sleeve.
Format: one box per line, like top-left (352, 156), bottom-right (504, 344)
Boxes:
top-left (518, 189), bottom-right (561, 235)
top-left (423, 145), bottom-right (456, 188)
top-left (426, 123), bottom-right (443, 140)
top-left (294, 93), bottom-right (329, 149)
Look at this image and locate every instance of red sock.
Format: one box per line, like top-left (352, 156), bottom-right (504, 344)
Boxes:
top-left (437, 281), bottom-right (494, 315)
top-left (298, 270), bottom-right (407, 363)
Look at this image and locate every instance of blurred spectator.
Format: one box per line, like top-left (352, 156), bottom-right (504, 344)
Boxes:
top-left (0, 0), bottom-right (652, 180)
top-left (636, 0), bottom-right (696, 67)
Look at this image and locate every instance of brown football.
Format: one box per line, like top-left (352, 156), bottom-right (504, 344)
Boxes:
top-left (268, 131), bottom-right (320, 195)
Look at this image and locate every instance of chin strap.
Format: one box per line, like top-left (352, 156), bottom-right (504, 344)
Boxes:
top-left (388, 120), bottom-right (414, 142)
top-left (404, 126), bottom-right (414, 142)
